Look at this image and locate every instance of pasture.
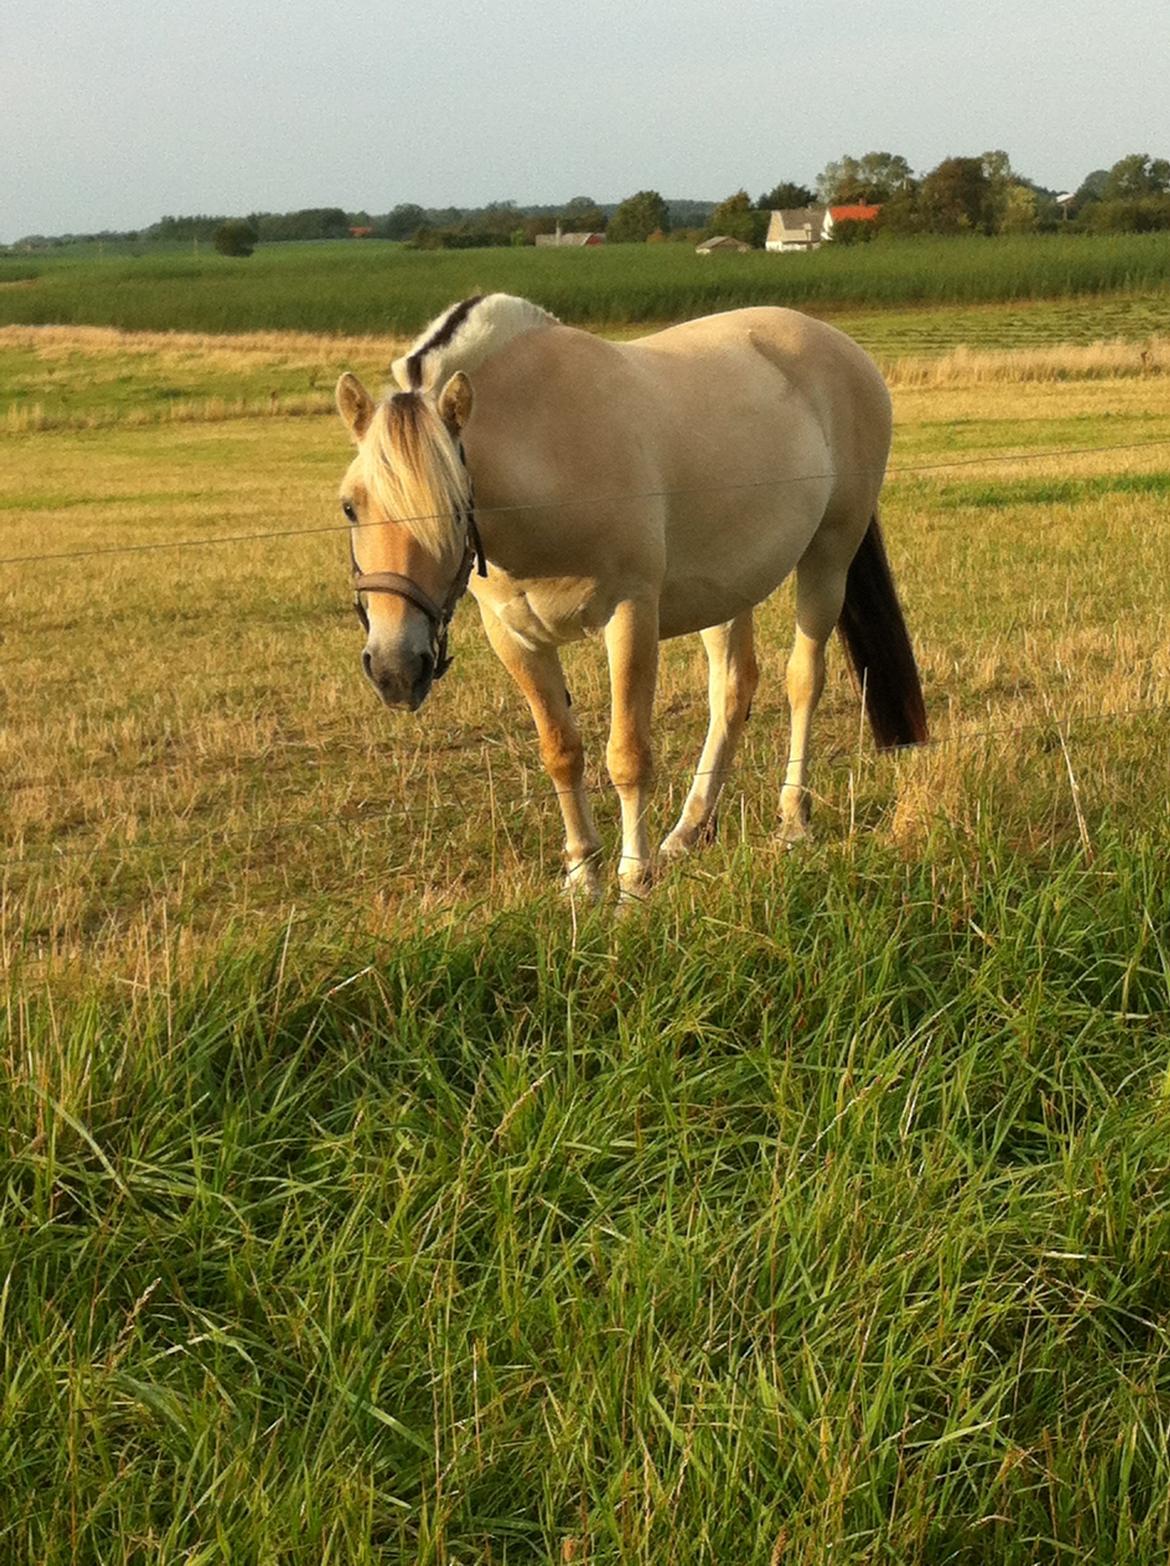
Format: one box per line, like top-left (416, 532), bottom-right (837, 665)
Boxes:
top-left (3, 309), bottom-right (1170, 1562)
top-left (4, 232), bottom-right (1170, 336)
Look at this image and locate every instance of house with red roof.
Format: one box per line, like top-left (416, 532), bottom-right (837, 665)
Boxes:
top-left (765, 203), bottom-right (881, 251)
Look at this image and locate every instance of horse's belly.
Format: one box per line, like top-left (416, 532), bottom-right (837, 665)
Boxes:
top-left (658, 502), bottom-right (822, 638)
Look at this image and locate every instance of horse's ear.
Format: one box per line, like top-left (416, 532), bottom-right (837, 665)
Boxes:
top-left (438, 371), bottom-right (473, 435)
top-left (336, 373), bottom-right (374, 440)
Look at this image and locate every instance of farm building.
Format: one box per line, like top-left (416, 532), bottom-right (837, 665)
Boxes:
top-left (765, 203), bottom-right (880, 251)
top-left (534, 229), bottom-right (606, 247)
top-left (765, 207), bottom-right (828, 252)
top-left (696, 235), bottom-right (752, 254)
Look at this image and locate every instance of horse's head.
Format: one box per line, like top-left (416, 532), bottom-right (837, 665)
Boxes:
top-left (335, 370), bottom-right (478, 711)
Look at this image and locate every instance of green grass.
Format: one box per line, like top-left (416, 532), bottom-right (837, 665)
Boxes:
top-left (5, 841), bottom-right (1170, 1563)
top-left (3, 234), bottom-right (1170, 335)
top-left (3, 329), bottom-right (1170, 1561)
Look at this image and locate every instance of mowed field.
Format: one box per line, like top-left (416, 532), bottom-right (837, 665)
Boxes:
top-left (3, 286), bottom-right (1170, 1562)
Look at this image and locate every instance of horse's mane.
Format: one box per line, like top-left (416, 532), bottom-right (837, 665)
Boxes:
top-left (359, 393), bottom-right (470, 565)
top-left (390, 293), bottom-right (558, 395)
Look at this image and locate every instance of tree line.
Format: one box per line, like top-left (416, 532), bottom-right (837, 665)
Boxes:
top-left (7, 151), bottom-right (1168, 253)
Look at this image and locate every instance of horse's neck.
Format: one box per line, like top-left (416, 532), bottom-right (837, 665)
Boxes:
top-left (391, 294), bottom-right (558, 394)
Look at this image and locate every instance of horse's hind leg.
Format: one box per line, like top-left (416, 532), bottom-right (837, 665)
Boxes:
top-left (779, 550), bottom-right (847, 844)
top-left (660, 611), bottom-right (758, 863)
top-left (479, 604), bottom-right (603, 897)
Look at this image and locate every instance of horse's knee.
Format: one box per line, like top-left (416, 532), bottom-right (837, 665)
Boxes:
top-left (540, 725), bottom-right (584, 790)
top-left (606, 735), bottom-right (653, 793)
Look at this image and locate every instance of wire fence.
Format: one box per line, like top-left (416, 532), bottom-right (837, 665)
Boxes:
top-left (2, 435), bottom-right (1169, 572)
top-left (4, 433), bottom-right (1170, 879)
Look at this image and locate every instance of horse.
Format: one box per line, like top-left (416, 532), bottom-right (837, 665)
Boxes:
top-left (335, 293), bottom-right (927, 900)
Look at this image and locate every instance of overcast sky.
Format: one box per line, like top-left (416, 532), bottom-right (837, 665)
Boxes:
top-left (3, 0), bottom-right (1168, 238)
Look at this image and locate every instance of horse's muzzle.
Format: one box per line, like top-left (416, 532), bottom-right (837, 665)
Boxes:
top-left (363, 648), bottom-right (435, 711)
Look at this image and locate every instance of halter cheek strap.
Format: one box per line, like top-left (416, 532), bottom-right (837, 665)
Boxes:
top-left (350, 465), bottom-right (487, 681)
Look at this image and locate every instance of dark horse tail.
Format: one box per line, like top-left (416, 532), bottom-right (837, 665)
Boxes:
top-left (837, 514), bottom-right (928, 750)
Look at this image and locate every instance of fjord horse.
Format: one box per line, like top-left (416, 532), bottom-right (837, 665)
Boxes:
top-left (336, 294), bottom-right (926, 899)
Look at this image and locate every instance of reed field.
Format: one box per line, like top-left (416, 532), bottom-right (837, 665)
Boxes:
top-left (3, 232), bottom-right (1170, 336)
top-left (3, 306), bottom-right (1170, 1562)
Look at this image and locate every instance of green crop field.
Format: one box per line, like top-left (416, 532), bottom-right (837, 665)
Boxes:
top-left (3, 232), bottom-right (1170, 337)
top-left (3, 312), bottom-right (1170, 1562)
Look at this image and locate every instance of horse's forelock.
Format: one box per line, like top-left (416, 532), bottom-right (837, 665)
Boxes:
top-left (361, 394), bottom-right (469, 565)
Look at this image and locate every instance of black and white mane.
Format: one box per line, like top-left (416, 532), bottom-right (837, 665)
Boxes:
top-left (390, 293), bottom-right (558, 395)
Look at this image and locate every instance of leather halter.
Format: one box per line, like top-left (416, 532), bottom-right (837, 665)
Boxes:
top-left (350, 456), bottom-right (487, 681)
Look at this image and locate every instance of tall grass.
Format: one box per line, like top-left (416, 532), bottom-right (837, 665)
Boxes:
top-left (4, 835), bottom-right (1170, 1563)
top-left (2, 234), bottom-right (1170, 335)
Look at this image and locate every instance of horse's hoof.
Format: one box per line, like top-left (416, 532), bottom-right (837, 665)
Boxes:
top-left (563, 860), bottom-right (603, 902)
top-left (777, 817), bottom-right (812, 848)
top-left (660, 812), bottom-right (716, 862)
top-left (617, 859), bottom-right (655, 903)
top-left (658, 830), bottom-right (692, 863)
top-left (615, 885), bottom-right (652, 918)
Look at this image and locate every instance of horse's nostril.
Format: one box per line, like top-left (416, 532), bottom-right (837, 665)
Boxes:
top-left (361, 649), bottom-right (373, 679)
top-left (418, 652), bottom-right (434, 685)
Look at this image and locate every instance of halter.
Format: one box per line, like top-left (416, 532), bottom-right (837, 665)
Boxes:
top-left (350, 453), bottom-right (487, 681)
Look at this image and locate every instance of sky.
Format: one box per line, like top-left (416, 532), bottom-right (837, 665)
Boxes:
top-left (2, 0), bottom-right (1168, 239)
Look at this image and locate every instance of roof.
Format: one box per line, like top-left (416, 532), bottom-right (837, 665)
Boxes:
top-left (828, 203), bottom-right (881, 223)
top-left (535, 230), bottom-right (605, 247)
top-left (767, 207), bottom-right (827, 241)
top-left (696, 235), bottom-right (751, 252)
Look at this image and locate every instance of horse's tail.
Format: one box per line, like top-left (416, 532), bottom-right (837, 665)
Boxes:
top-left (837, 513), bottom-right (928, 750)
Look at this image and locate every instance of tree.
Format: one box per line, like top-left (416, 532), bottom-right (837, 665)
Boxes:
top-left (560, 196), bottom-right (606, 232)
top-left (608, 190), bottom-right (670, 243)
top-left (213, 220), bottom-right (257, 257)
top-left (1103, 153), bottom-right (1170, 200)
top-left (816, 152), bottom-right (911, 204)
top-left (707, 190), bottom-right (765, 246)
top-left (757, 180), bottom-right (814, 210)
top-left (380, 203), bottom-right (426, 240)
top-left (999, 184), bottom-right (1038, 233)
top-left (917, 157), bottom-right (994, 233)
top-left (830, 218), bottom-right (877, 246)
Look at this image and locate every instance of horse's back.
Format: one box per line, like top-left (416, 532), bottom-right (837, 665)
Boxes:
top-left (627, 307), bottom-right (891, 465)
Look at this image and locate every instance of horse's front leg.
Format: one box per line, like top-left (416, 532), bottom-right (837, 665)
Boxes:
top-left (603, 597), bottom-right (659, 900)
top-left (479, 606), bottom-right (603, 897)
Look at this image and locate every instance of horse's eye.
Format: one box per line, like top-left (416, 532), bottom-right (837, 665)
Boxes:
top-left (341, 501), bottom-right (357, 522)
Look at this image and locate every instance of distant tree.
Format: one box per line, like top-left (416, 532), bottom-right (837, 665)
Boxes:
top-left (1085, 196), bottom-right (1170, 233)
top-left (609, 190), bottom-right (670, 243)
top-left (255, 207), bottom-right (349, 242)
top-left (917, 156), bottom-right (994, 233)
top-left (707, 190), bottom-right (766, 246)
top-left (817, 152), bottom-right (912, 204)
top-left (999, 184), bottom-right (1039, 233)
top-left (380, 203), bottom-right (427, 240)
top-left (757, 181), bottom-right (814, 210)
top-left (667, 198), bottom-right (716, 229)
top-left (213, 221), bottom-right (257, 257)
top-left (560, 195), bottom-right (606, 232)
top-left (875, 181), bottom-right (924, 235)
top-left (830, 217), bottom-right (877, 246)
top-left (1102, 153), bottom-right (1170, 200)
top-left (1072, 169), bottom-right (1109, 209)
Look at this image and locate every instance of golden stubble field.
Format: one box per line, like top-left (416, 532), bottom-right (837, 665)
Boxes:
top-left (3, 325), bottom-right (1170, 976)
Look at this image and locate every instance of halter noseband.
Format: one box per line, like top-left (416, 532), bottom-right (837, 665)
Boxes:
top-left (350, 454), bottom-right (487, 681)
